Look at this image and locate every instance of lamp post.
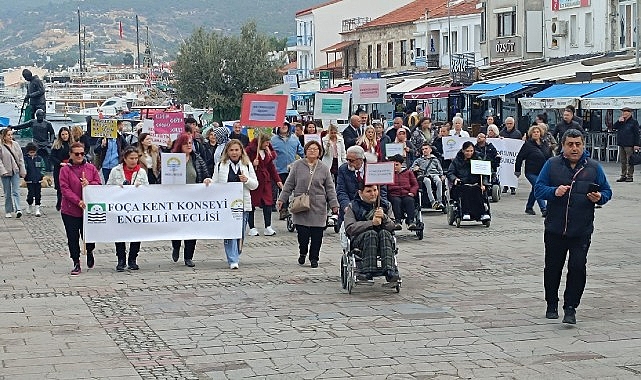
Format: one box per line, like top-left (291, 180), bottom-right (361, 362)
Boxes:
top-left (637, 0), bottom-right (640, 68)
top-left (447, 1), bottom-right (453, 71)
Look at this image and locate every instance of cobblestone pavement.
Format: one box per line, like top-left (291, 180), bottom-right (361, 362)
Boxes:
top-left (1, 162), bottom-right (640, 379)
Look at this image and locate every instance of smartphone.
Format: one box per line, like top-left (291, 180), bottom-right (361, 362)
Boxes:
top-left (588, 183), bottom-right (601, 193)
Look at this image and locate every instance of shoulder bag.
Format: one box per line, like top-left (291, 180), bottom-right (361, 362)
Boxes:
top-left (289, 163), bottom-right (316, 214)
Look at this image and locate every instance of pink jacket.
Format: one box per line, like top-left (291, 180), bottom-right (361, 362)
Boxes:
top-left (59, 162), bottom-right (101, 217)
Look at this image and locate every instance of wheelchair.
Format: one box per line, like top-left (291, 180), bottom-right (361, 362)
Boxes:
top-left (339, 224), bottom-right (401, 294)
top-left (285, 203), bottom-right (338, 233)
top-left (489, 171), bottom-right (502, 203)
top-left (415, 170), bottom-right (449, 216)
top-left (446, 182), bottom-right (492, 228)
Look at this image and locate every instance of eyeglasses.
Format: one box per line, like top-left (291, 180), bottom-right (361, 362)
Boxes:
top-left (346, 158), bottom-right (362, 163)
top-left (182, 141), bottom-right (193, 146)
top-left (72, 152), bottom-right (85, 156)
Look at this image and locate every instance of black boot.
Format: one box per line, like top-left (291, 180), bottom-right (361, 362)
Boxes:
top-left (116, 257), bottom-right (126, 272)
top-left (128, 255), bottom-right (139, 270)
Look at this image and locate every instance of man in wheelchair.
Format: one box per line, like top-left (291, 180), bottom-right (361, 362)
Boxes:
top-left (344, 183), bottom-right (400, 283)
top-left (447, 141), bottom-right (491, 221)
top-left (411, 143), bottom-right (445, 210)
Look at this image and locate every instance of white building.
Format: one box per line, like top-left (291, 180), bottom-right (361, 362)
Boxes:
top-left (289, 0), bottom-right (414, 79)
top-left (413, 1), bottom-right (482, 69)
top-left (545, 0), bottom-right (639, 59)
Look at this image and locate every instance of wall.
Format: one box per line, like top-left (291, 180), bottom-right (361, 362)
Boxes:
top-left (415, 13), bottom-right (482, 68)
top-left (350, 23), bottom-right (417, 74)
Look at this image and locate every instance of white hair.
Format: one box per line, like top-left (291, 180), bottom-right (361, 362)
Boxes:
top-left (487, 124), bottom-right (500, 136)
top-left (505, 117), bottom-right (515, 124)
top-left (452, 116), bottom-right (463, 125)
top-left (346, 145), bottom-right (365, 158)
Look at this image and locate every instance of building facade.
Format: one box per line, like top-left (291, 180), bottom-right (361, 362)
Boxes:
top-left (288, 0), bottom-right (414, 79)
top-left (478, 0), bottom-right (545, 64)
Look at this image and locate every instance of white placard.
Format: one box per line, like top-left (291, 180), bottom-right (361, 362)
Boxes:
top-left (385, 143), bottom-right (405, 157)
top-left (161, 153), bottom-right (187, 185)
top-left (141, 119), bottom-right (154, 133)
top-left (313, 93), bottom-right (350, 120)
top-left (442, 136), bottom-right (476, 160)
top-left (364, 162), bottom-right (395, 185)
top-left (470, 160), bottom-right (492, 175)
top-left (352, 79), bottom-right (387, 104)
top-left (303, 134), bottom-right (322, 146)
top-left (83, 183), bottom-right (244, 243)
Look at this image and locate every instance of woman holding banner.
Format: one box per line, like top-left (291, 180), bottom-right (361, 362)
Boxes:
top-left (51, 127), bottom-right (73, 211)
top-left (245, 133), bottom-right (281, 236)
top-left (137, 133), bottom-right (161, 184)
top-left (170, 133), bottom-right (210, 267)
top-left (210, 139), bottom-right (258, 269)
top-left (277, 141), bottom-right (339, 268)
top-left (107, 146), bottom-right (149, 271)
top-left (59, 142), bottom-right (101, 275)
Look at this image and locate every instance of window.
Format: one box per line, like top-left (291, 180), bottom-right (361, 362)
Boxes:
top-left (387, 42), bottom-right (394, 67)
top-left (443, 35), bottom-right (449, 54)
top-left (376, 44), bottom-right (382, 68)
top-left (367, 45), bottom-right (372, 69)
top-left (462, 26), bottom-right (469, 52)
top-left (480, 4), bottom-right (486, 42)
top-left (400, 40), bottom-right (408, 66)
top-left (569, 14), bottom-right (577, 46)
top-left (584, 13), bottom-right (593, 45)
top-left (497, 11), bottom-right (516, 37)
top-left (451, 31), bottom-right (458, 53)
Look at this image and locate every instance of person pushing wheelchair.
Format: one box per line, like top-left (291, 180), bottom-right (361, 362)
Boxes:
top-left (344, 183), bottom-right (400, 283)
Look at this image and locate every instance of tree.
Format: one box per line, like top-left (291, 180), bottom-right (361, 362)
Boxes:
top-left (173, 21), bottom-right (282, 121)
top-left (123, 53), bottom-right (134, 66)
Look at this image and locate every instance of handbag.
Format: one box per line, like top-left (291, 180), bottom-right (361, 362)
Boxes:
top-left (629, 150), bottom-right (641, 166)
top-left (289, 163), bottom-right (316, 214)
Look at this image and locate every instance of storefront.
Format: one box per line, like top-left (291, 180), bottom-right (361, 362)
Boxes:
top-left (402, 86), bottom-right (463, 122)
top-left (581, 82), bottom-right (641, 131)
top-left (478, 82), bottom-right (550, 134)
top-left (460, 83), bottom-right (508, 126)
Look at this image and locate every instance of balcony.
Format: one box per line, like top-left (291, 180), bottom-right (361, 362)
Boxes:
top-left (286, 35), bottom-right (313, 52)
top-left (341, 17), bottom-right (371, 33)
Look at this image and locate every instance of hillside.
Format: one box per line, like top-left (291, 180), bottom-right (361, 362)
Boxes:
top-left (0, 0), bottom-right (319, 67)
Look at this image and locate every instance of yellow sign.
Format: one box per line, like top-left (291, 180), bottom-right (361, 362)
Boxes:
top-left (91, 119), bottom-right (118, 138)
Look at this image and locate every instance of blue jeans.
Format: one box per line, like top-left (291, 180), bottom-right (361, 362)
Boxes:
top-left (1, 173), bottom-right (21, 213)
top-left (102, 168), bottom-right (113, 184)
top-left (224, 211), bottom-right (248, 265)
top-left (525, 173), bottom-right (546, 211)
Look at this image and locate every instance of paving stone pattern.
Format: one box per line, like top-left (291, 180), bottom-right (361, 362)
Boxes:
top-left (1, 162), bottom-right (641, 379)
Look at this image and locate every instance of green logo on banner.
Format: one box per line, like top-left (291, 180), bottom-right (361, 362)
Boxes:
top-left (321, 98), bottom-right (343, 114)
top-left (87, 203), bottom-right (107, 224)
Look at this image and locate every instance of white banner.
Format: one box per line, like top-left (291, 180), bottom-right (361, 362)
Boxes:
top-left (490, 138), bottom-right (524, 189)
top-left (313, 93), bottom-right (350, 120)
top-left (442, 136), bottom-right (476, 160)
top-left (519, 97), bottom-right (577, 110)
top-left (83, 183), bottom-right (244, 243)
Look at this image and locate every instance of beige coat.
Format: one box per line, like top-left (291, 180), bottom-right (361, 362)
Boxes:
top-left (0, 141), bottom-right (26, 178)
top-left (278, 159), bottom-right (339, 227)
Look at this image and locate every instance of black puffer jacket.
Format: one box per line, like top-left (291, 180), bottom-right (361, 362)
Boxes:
top-left (612, 117), bottom-right (640, 147)
top-left (515, 139), bottom-right (552, 175)
top-left (447, 150), bottom-right (480, 184)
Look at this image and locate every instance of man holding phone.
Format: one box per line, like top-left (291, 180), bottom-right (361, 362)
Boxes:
top-left (534, 129), bottom-right (612, 325)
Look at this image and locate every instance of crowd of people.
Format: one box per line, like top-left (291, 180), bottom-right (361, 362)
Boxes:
top-left (2, 103), bottom-right (630, 324)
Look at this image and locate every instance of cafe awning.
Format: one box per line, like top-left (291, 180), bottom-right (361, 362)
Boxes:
top-left (386, 79), bottom-right (431, 94)
top-left (461, 82), bottom-right (506, 94)
top-left (520, 83), bottom-right (614, 109)
top-left (478, 83), bottom-right (527, 100)
top-left (581, 82), bottom-right (641, 109)
top-left (403, 86), bottom-right (462, 100)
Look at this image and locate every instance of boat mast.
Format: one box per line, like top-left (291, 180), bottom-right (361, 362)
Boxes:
top-left (77, 7), bottom-right (82, 75)
top-left (136, 15), bottom-right (141, 71)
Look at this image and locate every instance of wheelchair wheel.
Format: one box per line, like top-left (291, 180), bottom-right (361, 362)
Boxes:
top-left (286, 215), bottom-right (295, 232)
top-left (456, 217), bottom-right (461, 228)
top-left (340, 255), bottom-right (348, 290)
top-left (415, 226), bottom-right (424, 240)
top-left (395, 284), bottom-right (401, 293)
top-left (482, 219), bottom-right (491, 228)
top-left (334, 223), bottom-right (340, 233)
top-left (346, 256), bottom-right (356, 294)
top-left (491, 185), bottom-right (501, 203)
top-left (447, 204), bottom-right (455, 225)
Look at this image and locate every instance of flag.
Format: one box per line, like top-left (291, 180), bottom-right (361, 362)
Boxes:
top-left (119, 21), bottom-right (123, 39)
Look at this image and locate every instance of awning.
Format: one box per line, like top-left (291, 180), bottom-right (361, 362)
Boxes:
top-left (461, 83), bottom-right (506, 94)
top-left (582, 82), bottom-right (641, 109)
top-left (313, 58), bottom-right (343, 72)
top-left (321, 40), bottom-right (358, 53)
top-left (520, 83), bottom-right (614, 109)
top-left (386, 79), bottom-right (430, 94)
top-left (403, 86), bottom-right (462, 100)
top-left (319, 85), bottom-right (352, 94)
top-left (478, 83), bottom-right (526, 100)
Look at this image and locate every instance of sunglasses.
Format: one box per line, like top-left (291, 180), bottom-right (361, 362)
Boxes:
top-left (72, 152), bottom-right (85, 156)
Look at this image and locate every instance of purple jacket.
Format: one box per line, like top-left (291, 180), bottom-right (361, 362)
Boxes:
top-left (59, 162), bottom-right (101, 217)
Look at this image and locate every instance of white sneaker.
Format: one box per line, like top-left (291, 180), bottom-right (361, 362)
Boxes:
top-left (35, 206), bottom-right (41, 217)
top-left (248, 228), bottom-right (259, 236)
top-left (462, 214), bottom-right (471, 221)
top-left (5, 213), bottom-right (12, 218)
top-left (26, 205), bottom-right (33, 214)
top-left (480, 214), bottom-right (491, 221)
top-left (264, 226), bottom-right (276, 236)
top-left (230, 263), bottom-right (239, 270)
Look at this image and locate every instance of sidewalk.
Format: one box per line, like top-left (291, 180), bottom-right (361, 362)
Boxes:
top-left (1, 162), bottom-right (640, 379)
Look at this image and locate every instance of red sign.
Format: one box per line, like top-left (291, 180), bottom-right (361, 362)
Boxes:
top-left (552, 0), bottom-right (590, 11)
top-left (153, 112), bottom-right (184, 134)
top-left (239, 93), bottom-right (288, 128)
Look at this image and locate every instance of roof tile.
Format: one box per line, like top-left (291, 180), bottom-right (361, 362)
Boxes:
top-left (357, 0), bottom-right (479, 30)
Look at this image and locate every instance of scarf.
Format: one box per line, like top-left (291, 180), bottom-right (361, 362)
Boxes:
top-left (123, 164), bottom-right (140, 184)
